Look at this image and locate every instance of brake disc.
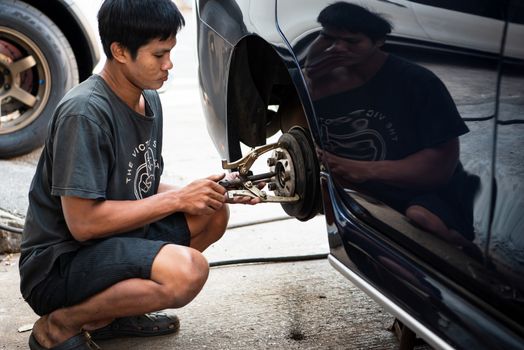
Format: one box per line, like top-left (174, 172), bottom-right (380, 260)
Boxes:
top-left (269, 126), bottom-right (321, 221)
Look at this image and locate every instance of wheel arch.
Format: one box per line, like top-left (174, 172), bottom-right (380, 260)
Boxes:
top-left (226, 35), bottom-right (314, 161)
top-left (22, 0), bottom-right (100, 80)
top-left (226, 36), bottom-right (323, 220)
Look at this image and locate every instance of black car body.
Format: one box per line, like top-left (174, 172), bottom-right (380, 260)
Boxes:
top-left (195, 1), bottom-right (524, 349)
top-left (0, 0), bottom-right (100, 158)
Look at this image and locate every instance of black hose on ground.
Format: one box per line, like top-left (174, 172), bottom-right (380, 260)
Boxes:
top-left (0, 222), bottom-right (23, 234)
top-left (209, 253), bottom-right (328, 267)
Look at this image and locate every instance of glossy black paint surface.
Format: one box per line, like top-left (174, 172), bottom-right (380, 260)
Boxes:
top-left (196, 0), bottom-right (524, 348)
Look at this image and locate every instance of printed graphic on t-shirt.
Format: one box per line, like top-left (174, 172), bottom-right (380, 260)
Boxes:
top-left (320, 109), bottom-right (398, 161)
top-left (125, 139), bottom-right (159, 199)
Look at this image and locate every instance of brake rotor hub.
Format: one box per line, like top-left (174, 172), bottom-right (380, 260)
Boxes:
top-left (268, 148), bottom-right (296, 197)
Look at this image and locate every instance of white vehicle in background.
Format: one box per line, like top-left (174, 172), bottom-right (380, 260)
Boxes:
top-left (362, 0), bottom-right (524, 59)
top-left (0, 0), bottom-right (100, 158)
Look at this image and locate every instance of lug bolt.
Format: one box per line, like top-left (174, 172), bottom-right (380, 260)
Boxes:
top-left (4, 84), bottom-right (10, 90)
top-left (268, 182), bottom-right (277, 191)
top-left (267, 157), bottom-right (276, 166)
top-left (274, 150), bottom-right (284, 160)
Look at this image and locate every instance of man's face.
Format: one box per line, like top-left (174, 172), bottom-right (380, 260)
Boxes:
top-left (123, 36), bottom-right (177, 90)
top-left (306, 28), bottom-right (383, 78)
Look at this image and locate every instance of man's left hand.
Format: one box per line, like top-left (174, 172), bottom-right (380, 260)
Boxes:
top-left (219, 172), bottom-right (263, 205)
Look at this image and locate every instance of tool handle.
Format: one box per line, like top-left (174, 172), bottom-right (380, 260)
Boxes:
top-left (218, 179), bottom-right (243, 189)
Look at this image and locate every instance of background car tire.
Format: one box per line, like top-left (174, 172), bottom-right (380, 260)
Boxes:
top-left (279, 127), bottom-right (322, 221)
top-left (0, 0), bottom-right (77, 158)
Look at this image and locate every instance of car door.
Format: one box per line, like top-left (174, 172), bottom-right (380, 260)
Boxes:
top-left (488, 0), bottom-right (524, 327)
top-left (278, 0), bottom-right (497, 277)
top-left (277, 1), bottom-right (510, 345)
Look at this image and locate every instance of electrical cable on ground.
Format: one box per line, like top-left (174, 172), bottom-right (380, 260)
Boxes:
top-left (1, 217), bottom-right (329, 267)
top-left (0, 222), bottom-right (23, 234)
top-left (227, 215), bottom-right (292, 229)
top-left (1, 215), bottom-right (297, 235)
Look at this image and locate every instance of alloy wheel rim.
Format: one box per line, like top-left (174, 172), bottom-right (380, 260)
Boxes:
top-left (0, 26), bottom-right (51, 135)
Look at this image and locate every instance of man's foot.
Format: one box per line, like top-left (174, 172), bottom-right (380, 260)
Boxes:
top-left (29, 331), bottom-right (100, 350)
top-left (90, 312), bottom-right (180, 340)
top-left (30, 316), bottom-right (75, 349)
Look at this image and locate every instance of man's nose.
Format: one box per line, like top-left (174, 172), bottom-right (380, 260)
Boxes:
top-left (163, 57), bottom-right (174, 70)
top-left (326, 39), bottom-right (346, 52)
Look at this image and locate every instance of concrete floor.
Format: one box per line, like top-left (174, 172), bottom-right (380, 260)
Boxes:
top-left (1, 252), bottom-right (404, 350)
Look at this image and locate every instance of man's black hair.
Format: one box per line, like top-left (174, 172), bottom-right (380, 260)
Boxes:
top-left (317, 2), bottom-right (392, 42)
top-left (98, 0), bottom-right (185, 60)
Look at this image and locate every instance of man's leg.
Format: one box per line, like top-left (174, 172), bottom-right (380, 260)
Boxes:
top-left (31, 244), bottom-right (208, 348)
top-left (186, 204), bottom-right (230, 252)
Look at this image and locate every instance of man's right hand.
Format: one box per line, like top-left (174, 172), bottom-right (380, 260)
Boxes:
top-left (172, 174), bottom-right (227, 215)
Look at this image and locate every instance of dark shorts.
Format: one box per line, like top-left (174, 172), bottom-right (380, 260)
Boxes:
top-left (27, 212), bottom-right (191, 316)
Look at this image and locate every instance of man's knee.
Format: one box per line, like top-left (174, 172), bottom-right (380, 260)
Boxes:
top-left (212, 204), bottom-right (230, 239)
top-left (200, 204), bottom-right (229, 242)
top-left (152, 245), bottom-right (209, 308)
top-left (187, 204), bottom-right (229, 239)
top-left (406, 205), bottom-right (446, 234)
top-left (406, 205), bottom-right (427, 224)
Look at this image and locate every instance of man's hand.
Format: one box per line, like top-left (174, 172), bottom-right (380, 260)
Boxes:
top-left (172, 174), bottom-right (228, 215)
top-left (61, 174), bottom-right (231, 242)
top-left (317, 150), bottom-right (372, 185)
top-left (318, 138), bottom-right (460, 190)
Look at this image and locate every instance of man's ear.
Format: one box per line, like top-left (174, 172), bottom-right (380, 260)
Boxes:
top-left (110, 42), bottom-right (129, 63)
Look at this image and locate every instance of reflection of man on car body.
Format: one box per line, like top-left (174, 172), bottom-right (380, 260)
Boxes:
top-left (305, 2), bottom-right (480, 255)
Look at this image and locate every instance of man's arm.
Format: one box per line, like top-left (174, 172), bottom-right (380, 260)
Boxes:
top-left (320, 138), bottom-right (460, 190)
top-left (157, 173), bottom-right (263, 205)
top-left (62, 175), bottom-right (227, 242)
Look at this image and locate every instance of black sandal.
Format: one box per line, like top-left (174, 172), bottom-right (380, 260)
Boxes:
top-left (90, 312), bottom-right (180, 340)
top-left (29, 331), bottom-right (100, 350)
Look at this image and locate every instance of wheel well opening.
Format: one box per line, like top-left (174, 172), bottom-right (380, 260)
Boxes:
top-left (23, 0), bottom-right (97, 80)
top-left (227, 37), bottom-right (322, 220)
top-left (227, 36), bottom-right (308, 156)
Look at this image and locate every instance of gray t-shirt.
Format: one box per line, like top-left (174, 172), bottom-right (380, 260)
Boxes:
top-left (19, 75), bottom-right (164, 299)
